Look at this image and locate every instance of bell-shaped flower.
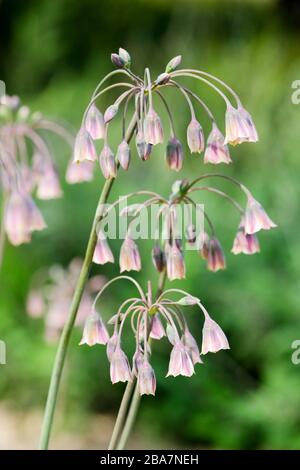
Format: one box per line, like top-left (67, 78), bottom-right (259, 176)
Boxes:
top-left (204, 123), bottom-right (231, 164)
top-left (79, 311), bottom-right (109, 346)
top-left (150, 314), bottom-right (166, 340)
top-left (119, 237), bottom-right (141, 272)
top-left (5, 191), bottom-right (46, 246)
top-left (66, 160), bottom-right (94, 184)
top-left (85, 104), bottom-right (105, 140)
top-left (224, 104), bottom-right (258, 146)
top-left (206, 237), bottom-right (226, 272)
top-left (201, 314), bottom-right (230, 355)
top-left (93, 231), bottom-right (114, 265)
top-left (143, 109), bottom-right (164, 145)
top-left (244, 194), bottom-right (277, 234)
top-left (182, 328), bottom-right (203, 365)
top-left (187, 118), bottom-right (204, 153)
top-left (73, 127), bottom-right (97, 163)
top-left (36, 163), bottom-right (62, 200)
top-left (231, 227), bottom-right (260, 255)
top-left (165, 242), bottom-right (186, 280)
top-left (109, 345), bottom-right (132, 384)
top-left (167, 340), bottom-right (194, 377)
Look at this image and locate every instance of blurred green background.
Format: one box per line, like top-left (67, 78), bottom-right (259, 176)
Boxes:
top-left (1, 0), bottom-right (300, 450)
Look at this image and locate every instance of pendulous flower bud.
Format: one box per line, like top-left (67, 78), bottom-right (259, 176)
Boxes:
top-left (104, 104), bottom-right (119, 124)
top-left (187, 118), bottom-right (205, 153)
top-left (151, 243), bottom-right (166, 272)
top-left (166, 137), bottom-right (183, 171)
top-left (116, 140), bottom-right (131, 170)
top-left (155, 72), bottom-right (170, 86)
top-left (206, 237), bottom-right (226, 272)
top-left (99, 144), bottom-right (117, 179)
top-left (231, 227), bottom-right (260, 255)
top-left (66, 159), bottom-right (94, 184)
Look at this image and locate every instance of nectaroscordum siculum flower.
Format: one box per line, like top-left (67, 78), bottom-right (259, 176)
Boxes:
top-left (79, 276), bottom-right (229, 394)
top-left (0, 95), bottom-right (78, 257)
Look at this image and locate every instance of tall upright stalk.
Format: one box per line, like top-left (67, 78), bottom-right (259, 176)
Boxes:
top-left (39, 114), bottom-right (137, 450)
top-left (108, 270), bottom-right (167, 450)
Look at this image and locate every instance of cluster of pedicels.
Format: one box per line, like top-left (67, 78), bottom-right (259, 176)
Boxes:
top-left (0, 94), bottom-right (91, 248)
top-left (92, 176), bottom-right (276, 280)
top-left (26, 258), bottom-right (106, 342)
top-left (79, 276), bottom-right (229, 396)
top-left (73, 48), bottom-right (259, 178)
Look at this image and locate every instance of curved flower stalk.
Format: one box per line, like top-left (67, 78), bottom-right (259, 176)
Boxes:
top-left (91, 175), bottom-right (276, 279)
top-left (79, 277), bottom-right (228, 394)
top-left (0, 94), bottom-right (76, 266)
top-left (26, 258), bottom-right (106, 342)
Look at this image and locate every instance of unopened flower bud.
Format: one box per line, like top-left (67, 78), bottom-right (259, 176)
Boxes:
top-left (137, 359), bottom-right (156, 396)
top-left (104, 104), bottom-right (119, 124)
top-left (99, 144), bottom-right (117, 179)
top-left (111, 53), bottom-right (125, 69)
top-left (118, 48), bottom-right (131, 68)
top-left (151, 244), bottom-right (166, 272)
top-left (166, 137), bottom-right (183, 171)
top-left (150, 314), bottom-right (166, 340)
top-left (110, 345), bottom-right (132, 383)
top-left (155, 72), bottom-right (170, 86)
top-left (117, 140), bottom-right (131, 170)
top-left (165, 55), bottom-right (182, 73)
top-left (187, 118), bottom-right (205, 153)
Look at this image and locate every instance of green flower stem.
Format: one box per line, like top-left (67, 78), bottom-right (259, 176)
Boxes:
top-left (39, 114), bottom-right (137, 450)
top-left (108, 270), bottom-right (167, 450)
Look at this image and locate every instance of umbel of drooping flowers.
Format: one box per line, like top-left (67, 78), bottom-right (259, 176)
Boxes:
top-left (79, 276), bottom-right (229, 395)
top-left (91, 175), bottom-right (276, 281)
top-left (0, 94), bottom-right (90, 248)
top-left (72, 48), bottom-right (259, 181)
top-left (26, 258), bottom-right (107, 342)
